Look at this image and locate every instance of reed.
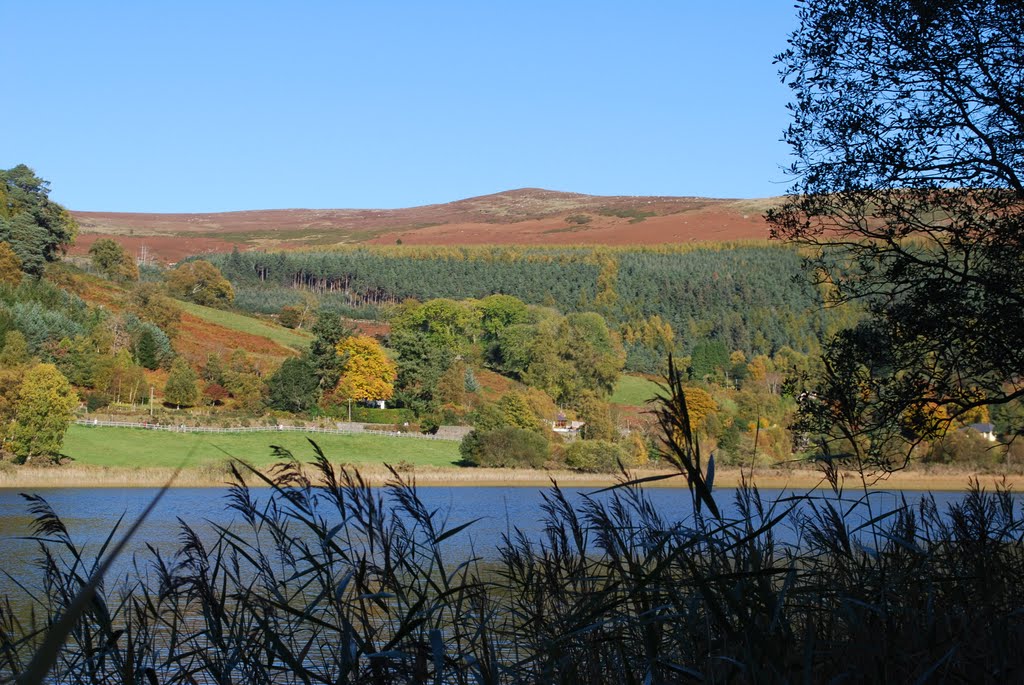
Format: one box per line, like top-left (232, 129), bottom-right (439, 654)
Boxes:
top-left (2, 368), bottom-right (1023, 683)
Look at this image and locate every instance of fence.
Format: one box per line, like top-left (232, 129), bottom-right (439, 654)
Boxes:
top-left (74, 419), bottom-right (460, 441)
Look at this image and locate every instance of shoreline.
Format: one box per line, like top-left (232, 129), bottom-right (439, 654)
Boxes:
top-left (0, 464), bottom-right (1016, 492)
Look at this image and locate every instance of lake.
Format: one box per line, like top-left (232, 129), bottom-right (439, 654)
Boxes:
top-left (0, 484), bottom-right (986, 599)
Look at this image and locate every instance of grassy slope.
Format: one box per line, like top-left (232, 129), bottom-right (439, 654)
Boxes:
top-left (611, 375), bottom-right (661, 406)
top-left (176, 300), bottom-right (312, 351)
top-left (63, 425), bottom-right (460, 469)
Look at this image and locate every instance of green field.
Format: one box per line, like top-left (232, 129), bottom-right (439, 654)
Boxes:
top-left (63, 425), bottom-right (461, 469)
top-left (177, 300), bottom-right (312, 350)
top-left (611, 374), bottom-right (661, 406)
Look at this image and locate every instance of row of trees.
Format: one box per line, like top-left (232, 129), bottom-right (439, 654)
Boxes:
top-left (386, 296), bottom-right (625, 416)
top-left (204, 243), bottom-right (855, 371)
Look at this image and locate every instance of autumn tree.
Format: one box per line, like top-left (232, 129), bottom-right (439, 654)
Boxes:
top-left (435, 361), bottom-right (467, 408)
top-left (0, 242), bottom-right (23, 287)
top-left (163, 358), bottom-right (200, 408)
top-left (573, 390), bottom-right (616, 441)
top-left (5, 363), bottom-right (78, 463)
top-left (128, 283), bottom-right (182, 336)
top-left (682, 386), bottom-right (717, 433)
top-left (520, 311), bottom-right (625, 404)
top-left (0, 333), bottom-right (31, 447)
top-left (93, 350), bottom-right (146, 405)
top-left (209, 350), bottom-right (265, 412)
top-left (89, 238), bottom-right (139, 281)
top-left (331, 335), bottom-right (397, 404)
top-left (768, 0), bottom-right (1024, 467)
top-left (0, 330), bottom-right (30, 367)
top-left (166, 260), bottom-right (234, 308)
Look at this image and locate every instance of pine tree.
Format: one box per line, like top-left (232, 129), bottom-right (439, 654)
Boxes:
top-left (134, 328), bottom-right (159, 370)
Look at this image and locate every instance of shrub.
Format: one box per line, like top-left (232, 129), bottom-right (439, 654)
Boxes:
top-left (924, 430), bottom-right (1004, 467)
top-left (203, 383), bottom-right (229, 406)
top-left (564, 439), bottom-right (630, 473)
top-left (350, 406), bottom-right (415, 424)
top-left (459, 427), bottom-right (550, 468)
top-left (278, 305), bottom-right (306, 329)
top-left (84, 391), bottom-right (112, 412)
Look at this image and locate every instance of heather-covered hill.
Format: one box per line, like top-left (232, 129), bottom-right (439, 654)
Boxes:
top-left (68, 189), bottom-right (777, 263)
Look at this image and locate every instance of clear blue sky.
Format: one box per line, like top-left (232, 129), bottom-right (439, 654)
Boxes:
top-left (3, 1), bottom-right (798, 213)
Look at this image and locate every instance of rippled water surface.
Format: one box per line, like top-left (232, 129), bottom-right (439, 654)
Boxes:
top-left (0, 484), bottom-right (993, 597)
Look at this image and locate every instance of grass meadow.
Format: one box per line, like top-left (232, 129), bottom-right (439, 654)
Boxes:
top-left (61, 424), bottom-right (461, 469)
top-left (610, 373), bottom-right (661, 406)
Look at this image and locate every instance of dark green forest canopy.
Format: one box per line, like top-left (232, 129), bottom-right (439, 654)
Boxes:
top-left (200, 244), bottom-right (855, 359)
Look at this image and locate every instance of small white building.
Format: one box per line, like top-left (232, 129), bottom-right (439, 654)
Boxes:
top-left (966, 422), bottom-right (997, 442)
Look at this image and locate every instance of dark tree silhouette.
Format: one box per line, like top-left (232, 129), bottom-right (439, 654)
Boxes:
top-left (768, 0), bottom-right (1024, 467)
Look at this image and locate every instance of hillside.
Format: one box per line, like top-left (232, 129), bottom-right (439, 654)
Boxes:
top-left (53, 265), bottom-right (301, 369)
top-left (68, 189), bottom-right (779, 263)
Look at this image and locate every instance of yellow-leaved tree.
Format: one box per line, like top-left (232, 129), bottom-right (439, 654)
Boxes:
top-left (332, 335), bottom-right (397, 403)
top-left (6, 363), bottom-right (79, 463)
top-left (682, 386), bottom-right (717, 432)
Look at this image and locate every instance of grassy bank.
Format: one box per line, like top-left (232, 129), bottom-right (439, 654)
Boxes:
top-left (2, 460), bottom-right (1010, 493)
top-left (1, 425), bottom-right (1010, 491)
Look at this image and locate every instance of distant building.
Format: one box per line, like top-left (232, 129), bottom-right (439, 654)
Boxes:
top-left (552, 412), bottom-right (585, 435)
top-left (966, 422), bottom-right (997, 442)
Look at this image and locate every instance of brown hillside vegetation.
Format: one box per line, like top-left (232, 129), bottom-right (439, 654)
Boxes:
top-left (55, 266), bottom-right (296, 367)
top-left (69, 189), bottom-right (778, 263)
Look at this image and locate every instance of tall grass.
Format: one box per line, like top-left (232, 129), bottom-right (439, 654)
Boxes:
top-left (3, 365), bottom-right (1024, 683)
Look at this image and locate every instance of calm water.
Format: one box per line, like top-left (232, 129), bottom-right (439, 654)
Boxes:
top-left (0, 485), bottom-right (990, 597)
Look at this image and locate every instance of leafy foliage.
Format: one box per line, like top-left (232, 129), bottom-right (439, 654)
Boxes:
top-left (166, 259), bottom-right (234, 308)
top-left (459, 425), bottom-right (550, 467)
top-left (267, 355), bottom-right (320, 413)
top-left (127, 282), bottom-right (182, 336)
top-left (563, 439), bottom-right (630, 473)
top-left (769, 0), bottom-right (1024, 467)
top-left (330, 335), bottom-right (397, 403)
top-left (309, 309), bottom-right (354, 391)
top-left (5, 363), bottom-right (77, 463)
top-left (0, 242), bottom-right (23, 287)
top-left (163, 357), bottom-right (200, 408)
top-left (88, 238), bottom-right (138, 281)
top-left (0, 165), bottom-right (77, 277)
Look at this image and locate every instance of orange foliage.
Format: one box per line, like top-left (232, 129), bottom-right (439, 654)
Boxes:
top-left (332, 335), bottom-right (397, 402)
top-left (173, 313), bottom-right (294, 370)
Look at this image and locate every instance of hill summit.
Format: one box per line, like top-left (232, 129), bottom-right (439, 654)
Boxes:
top-left (69, 189), bottom-right (778, 263)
